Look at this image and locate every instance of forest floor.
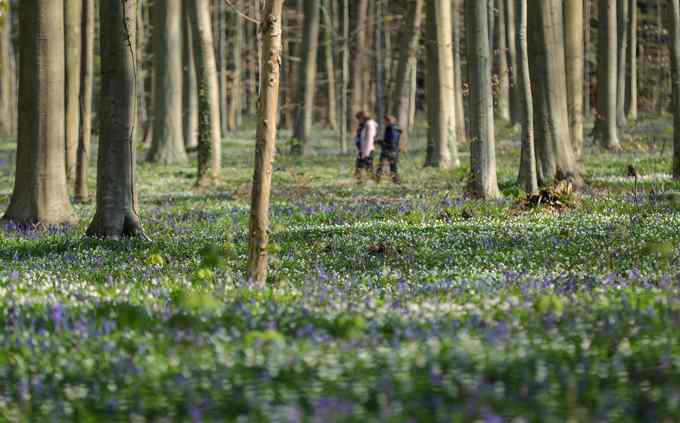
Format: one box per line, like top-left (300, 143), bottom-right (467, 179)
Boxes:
top-left (1, 115), bottom-right (680, 421)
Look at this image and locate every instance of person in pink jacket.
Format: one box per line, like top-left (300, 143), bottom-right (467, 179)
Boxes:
top-left (354, 111), bottom-right (378, 182)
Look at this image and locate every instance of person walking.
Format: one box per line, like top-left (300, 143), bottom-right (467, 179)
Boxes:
top-left (375, 115), bottom-right (402, 184)
top-left (354, 111), bottom-right (378, 182)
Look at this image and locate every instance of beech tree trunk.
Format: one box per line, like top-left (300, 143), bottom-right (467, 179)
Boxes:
top-left (350, 0), bottom-right (369, 118)
top-left (339, 0), bottom-right (350, 153)
top-left (322, 0), bottom-right (337, 131)
top-left (182, 2), bottom-right (198, 151)
top-left (425, 0), bottom-right (457, 168)
top-left (495, 0), bottom-right (511, 122)
top-left (670, 0), bottom-right (680, 179)
top-left (64, 0), bottom-right (82, 182)
top-left (75, 0), bottom-right (95, 203)
top-left (453, 0), bottom-right (467, 142)
top-left (391, 0), bottom-right (423, 150)
top-left (188, 0), bottom-right (222, 185)
top-left (0, 3), bottom-right (17, 137)
top-left (375, 0), bottom-right (386, 126)
top-left (228, 0), bottom-right (244, 130)
top-left (564, 0), bottom-right (585, 158)
top-left (528, 0), bottom-right (579, 185)
top-left (593, 0), bottom-right (621, 149)
top-left (87, 0), bottom-right (144, 239)
top-left (4, 0), bottom-right (75, 225)
top-left (626, 0), bottom-right (638, 120)
top-left (292, 0), bottom-right (320, 155)
top-left (147, 0), bottom-right (187, 164)
top-left (466, 0), bottom-right (501, 199)
top-left (505, 0), bottom-right (521, 125)
top-left (517, 0), bottom-right (538, 194)
top-left (247, 0), bottom-right (283, 285)
top-left (584, 0), bottom-right (592, 118)
top-left (616, 0), bottom-right (628, 128)
top-left (217, 0), bottom-right (229, 137)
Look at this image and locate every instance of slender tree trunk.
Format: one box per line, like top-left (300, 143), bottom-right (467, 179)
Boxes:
top-left (350, 0), bottom-right (369, 118)
top-left (496, 0), bottom-right (511, 121)
top-left (616, 0), bottom-right (628, 127)
top-left (188, 0), bottom-right (222, 186)
top-left (247, 0), bottom-right (283, 285)
top-left (147, 0), bottom-right (187, 164)
top-left (339, 0), bottom-right (349, 154)
top-left (593, 0), bottom-right (620, 149)
top-left (75, 0), bottom-right (95, 203)
top-left (670, 0), bottom-right (680, 178)
top-left (136, 0), bottom-right (149, 144)
top-left (516, 0), bottom-right (538, 194)
top-left (0, 3), bottom-right (17, 137)
top-left (565, 0), bottom-right (585, 158)
top-left (505, 0), bottom-right (521, 125)
top-left (584, 0), bottom-right (592, 118)
top-left (142, 1), bottom-right (155, 145)
top-left (466, 0), bottom-right (501, 199)
top-left (64, 0), bottom-right (82, 181)
top-left (626, 0), bottom-right (638, 120)
top-left (292, 0), bottom-right (320, 155)
top-left (375, 0), bottom-right (386, 126)
top-left (217, 0), bottom-right (229, 137)
top-left (4, 0), bottom-right (75, 225)
top-left (182, 3), bottom-right (198, 151)
top-left (453, 0), bottom-right (467, 143)
top-left (228, 0), bottom-right (244, 130)
top-left (528, 0), bottom-right (579, 185)
top-left (391, 0), bottom-right (424, 150)
top-left (425, 0), bottom-right (457, 168)
top-left (322, 0), bottom-right (337, 131)
top-left (87, 0), bottom-right (144, 239)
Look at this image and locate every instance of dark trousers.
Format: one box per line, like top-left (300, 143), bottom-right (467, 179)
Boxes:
top-left (355, 152), bottom-right (374, 178)
top-left (375, 149), bottom-right (400, 182)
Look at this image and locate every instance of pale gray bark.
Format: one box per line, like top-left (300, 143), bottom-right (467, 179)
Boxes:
top-left (495, 0), bottom-right (511, 122)
top-left (453, 0), bottom-right (467, 142)
top-left (4, 0), bottom-right (76, 225)
top-left (339, 0), bottom-right (349, 153)
top-left (147, 0), bottom-right (187, 164)
top-left (87, 0), bottom-right (144, 239)
top-left (593, 0), bottom-right (620, 149)
top-left (321, 0), bottom-right (337, 131)
top-left (350, 0), bottom-right (369, 117)
top-left (670, 0), bottom-right (680, 178)
top-left (247, 0), bottom-right (283, 285)
top-left (0, 3), bottom-right (17, 137)
top-left (228, 0), bottom-right (244, 130)
top-left (466, 0), bottom-right (501, 199)
top-left (75, 0), bottom-right (95, 203)
top-left (375, 0), bottom-right (386, 127)
top-left (64, 0), bottom-right (82, 181)
top-left (505, 0), bottom-right (521, 125)
top-left (292, 0), bottom-right (320, 155)
top-left (616, 0), bottom-right (628, 127)
top-left (565, 0), bottom-right (585, 158)
top-left (625, 0), bottom-right (638, 120)
top-left (188, 0), bottom-right (222, 185)
top-left (182, 3), bottom-right (198, 151)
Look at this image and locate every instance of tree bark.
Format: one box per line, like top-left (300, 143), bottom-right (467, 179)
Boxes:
top-left (4, 0), bottom-right (76, 225)
top-left (182, 2), bottom-right (198, 151)
top-left (375, 0), bottom-right (386, 127)
top-left (350, 0), bottom-right (369, 118)
top-left (670, 0), bottom-right (680, 179)
top-left (516, 0), bottom-right (538, 194)
top-left (584, 0), bottom-right (592, 118)
top-left (136, 0), bottom-right (149, 144)
top-left (425, 0), bottom-right (457, 168)
top-left (75, 0), bottom-right (95, 203)
top-left (338, 0), bottom-right (350, 154)
top-left (147, 0), bottom-right (187, 164)
top-left (247, 0), bottom-right (283, 285)
top-left (87, 0), bottom-right (144, 239)
top-left (593, 0), bottom-right (620, 149)
top-left (322, 0), bottom-right (338, 131)
top-left (495, 0), bottom-right (511, 122)
top-left (564, 0), bottom-right (585, 158)
top-left (466, 0), bottom-right (501, 199)
top-left (188, 0), bottom-right (222, 186)
top-left (505, 0), bottom-right (521, 125)
top-left (391, 0), bottom-right (423, 150)
top-left (64, 0), bottom-right (82, 182)
top-left (217, 0), bottom-right (229, 137)
top-left (616, 0), bottom-right (628, 127)
top-left (528, 0), bottom-right (579, 185)
top-left (292, 0), bottom-right (320, 155)
top-left (228, 0), bottom-right (244, 130)
top-left (0, 3), bottom-right (17, 137)
top-left (625, 0), bottom-right (638, 120)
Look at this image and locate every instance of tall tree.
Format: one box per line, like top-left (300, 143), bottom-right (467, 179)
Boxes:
top-left (616, 0), bottom-right (628, 127)
top-left (670, 0), bottom-right (680, 179)
top-left (292, 0), bottom-right (320, 155)
top-left (0, 2), bottom-right (17, 137)
top-left (74, 0), bottom-right (95, 202)
top-left (182, 2), bottom-right (198, 150)
top-left (247, 0), bottom-right (283, 285)
top-left (228, 0), bottom-right (244, 130)
top-left (453, 0), bottom-right (467, 142)
top-left (593, 0), bottom-right (621, 149)
top-left (466, 0), bottom-right (501, 199)
top-left (64, 0), bottom-right (82, 181)
top-left (516, 0), bottom-right (538, 194)
top-left (424, 0), bottom-right (457, 168)
top-left (217, 0), bottom-right (229, 137)
top-left (505, 0), bottom-right (521, 125)
top-left (321, 0), bottom-right (337, 131)
top-left (4, 0), bottom-right (75, 225)
top-left (188, 0), bottom-right (222, 186)
top-left (87, 0), bottom-right (144, 238)
top-left (375, 0), bottom-right (386, 126)
top-left (564, 0), bottom-right (585, 157)
top-left (625, 0), bottom-right (638, 120)
top-left (147, 0), bottom-right (187, 164)
top-left (495, 0), bottom-right (511, 121)
top-left (350, 0), bottom-right (369, 119)
top-left (339, 0), bottom-right (350, 153)
top-left (391, 0), bottom-right (424, 149)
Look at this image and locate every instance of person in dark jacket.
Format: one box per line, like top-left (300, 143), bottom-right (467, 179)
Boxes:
top-left (374, 115), bottom-right (402, 184)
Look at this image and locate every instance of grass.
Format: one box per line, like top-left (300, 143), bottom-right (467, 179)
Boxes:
top-left (1, 117), bottom-right (680, 421)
